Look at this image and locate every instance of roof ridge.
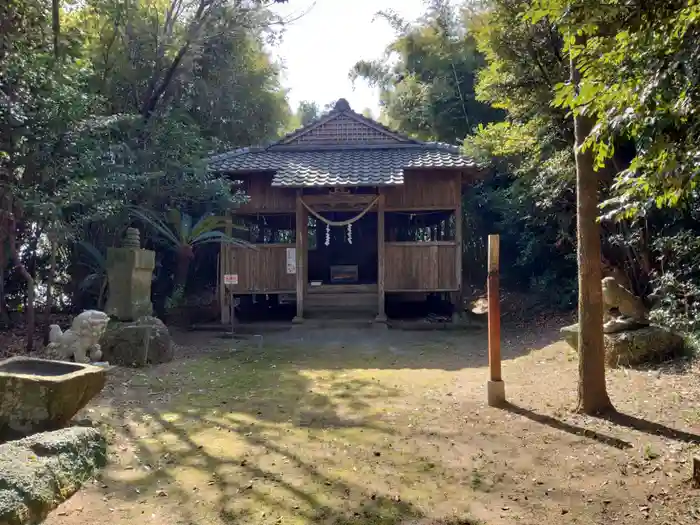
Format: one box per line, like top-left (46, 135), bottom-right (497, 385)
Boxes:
top-left (205, 99), bottom-right (465, 164)
top-left (266, 142), bottom-right (461, 153)
top-left (272, 97), bottom-right (422, 147)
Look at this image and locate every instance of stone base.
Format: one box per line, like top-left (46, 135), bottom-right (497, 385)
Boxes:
top-left (561, 323), bottom-right (685, 367)
top-left (292, 316), bottom-right (304, 325)
top-left (99, 316), bottom-right (173, 368)
top-left (373, 315), bottom-right (388, 329)
top-left (487, 380), bottom-right (506, 407)
top-left (0, 427), bottom-right (106, 524)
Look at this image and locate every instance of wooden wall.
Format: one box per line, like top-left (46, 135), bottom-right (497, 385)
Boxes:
top-left (384, 242), bottom-right (458, 291)
top-left (220, 168), bottom-right (463, 318)
top-left (221, 244), bottom-right (295, 293)
top-left (234, 174), bottom-right (296, 213)
top-left (384, 171), bottom-right (460, 211)
top-left (381, 171), bottom-right (462, 293)
top-left (233, 170), bottom-right (460, 213)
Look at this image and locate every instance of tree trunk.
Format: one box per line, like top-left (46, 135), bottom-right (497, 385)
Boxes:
top-left (43, 236), bottom-right (57, 346)
top-left (174, 246), bottom-right (193, 294)
top-left (571, 38), bottom-right (613, 415)
top-left (9, 222), bottom-right (35, 353)
top-left (0, 241), bottom-right (9, 328)
top-left (52, 0), bottom-right (60, 58)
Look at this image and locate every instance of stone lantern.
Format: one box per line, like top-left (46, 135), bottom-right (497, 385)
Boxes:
top-left (105, 228), bottom-right (155, 320)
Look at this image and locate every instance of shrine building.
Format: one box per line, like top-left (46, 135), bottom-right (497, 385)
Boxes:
top-left (207, 98), bottom-right (482, 324)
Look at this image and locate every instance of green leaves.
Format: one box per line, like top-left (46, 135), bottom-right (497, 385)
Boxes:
top-left (130, 206), bottom-right (252, 252)
top-left (539, 1), bottom-right (700, 218)
top-left (350, 0), bottom-right (502, 142)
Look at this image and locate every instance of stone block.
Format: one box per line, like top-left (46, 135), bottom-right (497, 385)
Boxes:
top-left (105, 247), bottom-right (155, 321)
top-left (100, 316), bottom-right (174, 367)
top-left (0, 427), bottom-right (106, 525)
top-left (0, 357), bottom-right (107, 440)
top-left (561, 323), bottom-right (685, 367)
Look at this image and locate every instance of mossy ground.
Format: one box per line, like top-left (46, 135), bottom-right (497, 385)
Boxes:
top-left (44, 326), bottom-right (700, 525)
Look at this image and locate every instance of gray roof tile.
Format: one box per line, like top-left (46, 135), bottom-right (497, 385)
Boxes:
top-left (207, 146), bottom-right (475, 187)
top-left (206, 98), bottom-right (476, 187)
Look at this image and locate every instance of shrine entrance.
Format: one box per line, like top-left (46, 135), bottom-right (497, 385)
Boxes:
top-left (307, 212), bottom-right (378, 285)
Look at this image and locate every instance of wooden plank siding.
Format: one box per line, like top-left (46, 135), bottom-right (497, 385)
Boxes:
top-left (384, 171), bottom-right (460, 211)
top-left (221, 244), bottom-right (295, 293)
top-left (233, 175), bottom-right (296, 213)
top-left (384, 242), bottom-right (458, 291)
top-left (218, 168), bottom-right (464, 323)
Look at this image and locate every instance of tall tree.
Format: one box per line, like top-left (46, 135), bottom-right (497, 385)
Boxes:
top-left (1, 0), bottom-right (294, 345)
top-left (295, 100), bottom-right (321, 126)
top-left (570, 38), bottom-right (612, 414)
top-left (350, 0), bottom-right (501, 143)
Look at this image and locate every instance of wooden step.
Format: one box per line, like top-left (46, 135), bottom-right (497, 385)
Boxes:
top-left (307, 284), bottom-right (377, 294)
top-left (299, 316), bottom-right (377, 328)
top-left (305, 292), bottom-right (377, 309)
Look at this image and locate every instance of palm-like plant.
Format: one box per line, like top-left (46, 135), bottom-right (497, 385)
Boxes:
top-left (130, 207), bottom-right (250, 293)
top-left (75, 240), bottom-right (108, 309)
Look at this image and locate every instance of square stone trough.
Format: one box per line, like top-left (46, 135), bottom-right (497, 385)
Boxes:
top-left (0, 357), bottom-right (107, 441)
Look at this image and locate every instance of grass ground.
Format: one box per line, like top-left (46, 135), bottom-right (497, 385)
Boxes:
top-left (44, 321), bottom-right (700, 525)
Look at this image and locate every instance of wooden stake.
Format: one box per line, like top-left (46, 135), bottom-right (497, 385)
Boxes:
top-left (487, 234), bottom-right (506, 406)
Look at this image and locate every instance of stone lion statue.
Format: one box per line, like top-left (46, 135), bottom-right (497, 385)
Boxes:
top-left (601, 276), bottom-right (649, 333)
top-left (47, 310), bottom-right (110, 363)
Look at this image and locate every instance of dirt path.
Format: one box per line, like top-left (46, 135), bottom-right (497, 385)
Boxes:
top-left (44, 321), bottom-right (700, 525)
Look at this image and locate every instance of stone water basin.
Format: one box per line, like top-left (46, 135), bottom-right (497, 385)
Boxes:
top-left (0, 357), bottom-right (107, 440)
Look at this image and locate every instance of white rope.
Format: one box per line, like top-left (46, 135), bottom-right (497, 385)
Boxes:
top-left (301, 196), bottom-right (379, 227)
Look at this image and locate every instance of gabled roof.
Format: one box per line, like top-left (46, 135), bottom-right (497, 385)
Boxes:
top-left (207, 98), bottom-right (476, 187)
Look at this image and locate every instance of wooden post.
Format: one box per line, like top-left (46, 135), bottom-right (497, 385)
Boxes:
top-left (376, 192), bottom-right (387, 323)
top-left (221, 213), bottom-right (233, 324)
top-left (454, 175), bottom-right (463, 314)
top-left (228, 290), bottom-right (241, 337)
top-left (487, 234), bottom-right (506, 406)
top-left (455, 175), bottom-right (463, 290)
top-left (293, 191), bottom-right (305, 323)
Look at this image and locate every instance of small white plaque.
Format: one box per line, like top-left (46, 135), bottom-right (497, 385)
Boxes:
top-left (224, 274), bottom-right (238, 285)
top-left (286, 248), bottom-right (296, 274)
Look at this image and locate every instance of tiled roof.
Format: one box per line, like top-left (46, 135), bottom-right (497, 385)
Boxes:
top-left (207, 98), bottom-right (476, 187)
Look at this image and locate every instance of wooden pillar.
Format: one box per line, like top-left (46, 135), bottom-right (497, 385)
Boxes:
top-left (293, 191), bottom-right (306, 323)
top-left (220, 213), bottom-right (233, 325)
top-left (455, 175), bottom-right (463, 297)
top-left (487, 234), bottom-right (506, 406)
top-left (376, 192), bottom-right (386, 323)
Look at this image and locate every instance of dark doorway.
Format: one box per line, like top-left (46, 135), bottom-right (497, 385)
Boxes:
top-left (308, 212), bottom-right (378, 284)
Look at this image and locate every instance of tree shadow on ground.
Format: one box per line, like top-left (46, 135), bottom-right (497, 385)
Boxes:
top-left (599, 410), bottom-right (700, 444)
top-left (101, 353), bottom-right (402, 429)
top-left (90, 356), bottom-right (481, 525)
top-left (501, 402), bottom-right (633, 450)
top-left (501, 402), bottom-right (700, 450)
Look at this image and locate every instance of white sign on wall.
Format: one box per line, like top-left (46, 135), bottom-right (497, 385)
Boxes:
top-left (223, 274), bottom-right (238, 285)
top-left (286, 248), bottom-right (296, 274)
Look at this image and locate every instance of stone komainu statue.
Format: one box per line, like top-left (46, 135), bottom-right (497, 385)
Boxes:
top-left (47, 310), bottom-right (110, 363)
top-left (601, 276), bottom-right (649, 333)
